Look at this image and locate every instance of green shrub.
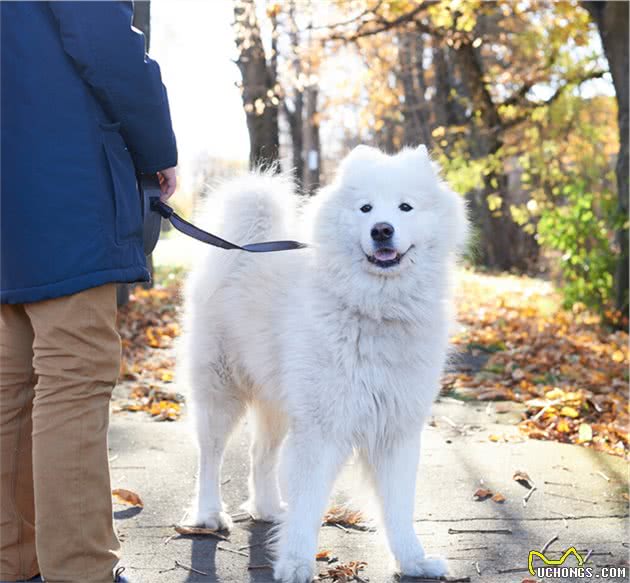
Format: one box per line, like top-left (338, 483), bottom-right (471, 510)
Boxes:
top-left (537, 180), bottom-right (618, 310)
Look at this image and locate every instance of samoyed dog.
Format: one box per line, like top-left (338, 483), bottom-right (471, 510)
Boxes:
top-left (179, 144), bottom-right (468, 582)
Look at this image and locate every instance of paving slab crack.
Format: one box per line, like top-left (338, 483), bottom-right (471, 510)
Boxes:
top-left (416, 514), bottom-right (629, 522)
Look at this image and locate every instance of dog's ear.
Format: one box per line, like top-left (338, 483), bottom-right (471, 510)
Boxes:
top-left (343, 145), bottom-right (382, 164)
top-left (396, 146), bottom-right (435, 177)
top-left (416, 146), bottom-right (438, 174)
top-left (398, 145), bottom-right (431, 163)
top-left (337, 145), bottom-right (383, 181)
top-left (351, 144), bottom-right (375, 155)
top-left (415, 144), bottom-right (429, 157)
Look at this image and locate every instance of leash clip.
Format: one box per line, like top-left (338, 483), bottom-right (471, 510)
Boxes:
top-left (151, 198), bottom-right (173, 219)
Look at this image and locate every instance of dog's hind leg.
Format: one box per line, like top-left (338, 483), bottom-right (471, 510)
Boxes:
top-left (187, 369), bottom-right (245, 532)
top-left (362, 432), bottom-right (448, 578)
top-left (241, 400), bottom-right (288, 522)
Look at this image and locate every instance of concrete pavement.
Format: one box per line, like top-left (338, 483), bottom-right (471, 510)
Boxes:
top-left (108, 391), bottom-right (629, 583)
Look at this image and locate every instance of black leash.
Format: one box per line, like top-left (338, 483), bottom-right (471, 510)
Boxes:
top-left (151, 199), bottom-right (307, 252)
top-left (139, 174), bottom-right (307, 255)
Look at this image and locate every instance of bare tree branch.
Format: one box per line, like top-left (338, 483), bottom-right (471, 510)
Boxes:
top-left (497, 69), bottom-right (608, 133)
top-left (308, 0), bottom-right (383, 32)
top-left (327, 4), bottom-right (429, 42)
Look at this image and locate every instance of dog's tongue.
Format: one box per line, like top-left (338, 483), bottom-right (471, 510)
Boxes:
top-left (374, 248), bottom-right (398, 261)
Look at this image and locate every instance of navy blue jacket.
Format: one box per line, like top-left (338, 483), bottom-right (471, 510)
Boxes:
top-left (1, 1), bottom-right (177, 304)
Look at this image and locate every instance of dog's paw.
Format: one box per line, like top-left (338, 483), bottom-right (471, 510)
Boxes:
top-left (185, 509), bottom-right (233, 532)
top-left (241, 498), bottom-right (287, 523)
top-left (273, 555), bottom-right (315, 583)
top-left (400, 556), bottom-right (448, 578)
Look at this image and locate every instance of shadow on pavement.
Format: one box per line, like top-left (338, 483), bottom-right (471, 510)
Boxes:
top-left (184, 535), bottom-right (218, 582)
top-left (114, 507), bottom-right (143, 520)
top-left (585, 447), bottom-right (627, 485)
top-left (245, 521), bottom-right (275, 583)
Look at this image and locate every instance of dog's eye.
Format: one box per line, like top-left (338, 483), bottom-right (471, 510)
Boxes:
top-left (399, 203), bottom-right (413, 212)
top-left (360, 204), bottom-right (372, 213)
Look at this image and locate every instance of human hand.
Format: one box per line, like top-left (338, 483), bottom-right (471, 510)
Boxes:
top-left (157, 166), bottom-right (177, 201)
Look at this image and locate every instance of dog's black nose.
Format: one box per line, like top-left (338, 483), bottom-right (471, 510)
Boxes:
top-left (371, 222), bottom-right (394, 242)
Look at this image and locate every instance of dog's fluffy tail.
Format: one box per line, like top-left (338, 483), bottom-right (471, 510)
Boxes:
top-left (199, 171), bottom-right (295, 244)
top-left (184, 170), bottom-right (298, 304)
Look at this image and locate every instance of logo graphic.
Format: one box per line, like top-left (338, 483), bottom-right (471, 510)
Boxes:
top-left (528, 547), bottom-right (584, 576)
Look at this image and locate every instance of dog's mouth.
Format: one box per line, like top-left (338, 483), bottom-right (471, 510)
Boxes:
top-left (366, 246), bottom-right (412, 268)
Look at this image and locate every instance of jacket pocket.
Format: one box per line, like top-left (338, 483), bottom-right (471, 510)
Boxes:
top-left (101, 124), bottom-right (142, 245)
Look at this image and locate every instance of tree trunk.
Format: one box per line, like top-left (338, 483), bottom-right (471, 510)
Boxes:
top-left (286, 95), bottom-right (304, 185)
top-left (234, 0), bottom-right (280, 170)
top-left (583, 1), bottom-right (629, 318)
top-left (284, 0), bottom-right (304, 185)
top-left (433, 43), bottom-right (456, 129)
top-left (302, 84), bottom-right (320, 194)
top-left (398, 32), bottom-right (432, 147)
top-left (451, 41), bottom-right (538, 271)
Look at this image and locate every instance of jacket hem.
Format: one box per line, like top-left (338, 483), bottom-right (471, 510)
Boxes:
top-left (0, 266), bottom-right (150, 305)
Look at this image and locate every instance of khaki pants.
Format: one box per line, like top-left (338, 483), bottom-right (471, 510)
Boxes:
top-left (0, 284), bottom-right (121, 583)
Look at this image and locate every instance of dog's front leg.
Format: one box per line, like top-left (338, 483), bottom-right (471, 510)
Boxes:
top-left (367, 431), bottom-right (448, 578)
top-left (273, 432), bottom-right (347, 583)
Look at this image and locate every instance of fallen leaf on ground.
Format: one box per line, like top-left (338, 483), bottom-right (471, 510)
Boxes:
top-left (560, 406), bottom-right (580, 419)
top-left (321, 561), bottom-right (367, 582)
top-left (114, 382), bottom-right (183, 422)
top-left (513, 470), bottom-right (534, 489)
top-left (476, 389), bottom-right (510, 400)
top-left (323, 505), bottom-right (365, 528)
top-left (557, 418), bottom-right (571, 433)
top-left (473, 488), bottom-right (493, 501)
top-left (149, 400), bottom-right (181, 421)
top-left (578, 423), bottom-right (593, 442)
top-left (112, 488), bottom-right (143, 507)
top-left (316, 550), bottom-right (331, 561)
top-left (492, 492), bottom-right (507, 503)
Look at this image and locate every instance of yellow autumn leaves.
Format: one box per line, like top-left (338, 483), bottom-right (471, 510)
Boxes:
top-left (450, 271), bottom-right (629, 457)
top-left (116, 280), bottom-right (183, 421)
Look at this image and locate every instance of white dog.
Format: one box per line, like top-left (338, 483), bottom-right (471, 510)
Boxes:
top-left (179, 145), bottom-right (468, 582)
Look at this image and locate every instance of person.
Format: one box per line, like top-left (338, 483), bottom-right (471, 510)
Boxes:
top-left (0, 2), bottom-right (177, 582)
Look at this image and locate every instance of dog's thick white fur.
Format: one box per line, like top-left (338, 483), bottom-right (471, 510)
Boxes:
top-left (180, 145), bottom-right (468, 582)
